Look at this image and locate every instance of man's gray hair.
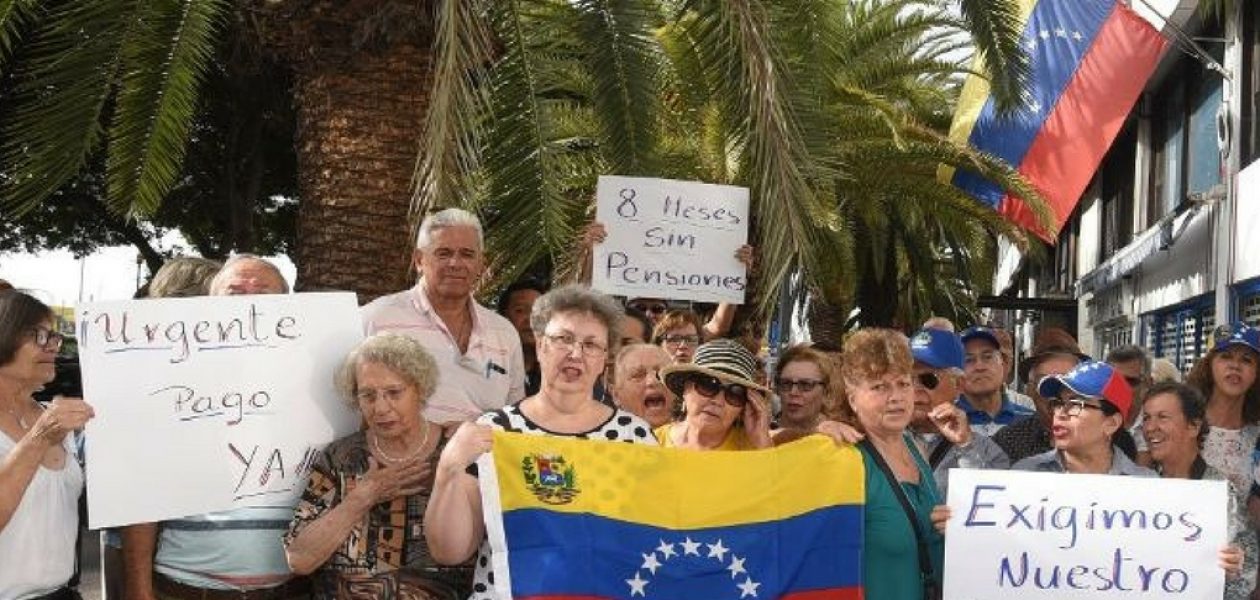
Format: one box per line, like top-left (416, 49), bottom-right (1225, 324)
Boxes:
top-left (1105, 344), bottom-right (1151, 375)
top-left (209, 254), bottom-right (290, 294)
top-left (416, 208), bottom-right (484, 250)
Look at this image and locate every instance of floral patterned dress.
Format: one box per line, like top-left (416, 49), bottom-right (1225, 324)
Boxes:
top-left (284, 430), bottom-right (473, 600)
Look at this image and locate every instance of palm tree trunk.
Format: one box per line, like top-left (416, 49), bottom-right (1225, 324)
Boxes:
top-left (287, 44), bottom-right (431, 301)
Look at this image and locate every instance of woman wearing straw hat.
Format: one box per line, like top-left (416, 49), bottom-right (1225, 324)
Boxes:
top-left (657, 339), bottom-right (774, 450)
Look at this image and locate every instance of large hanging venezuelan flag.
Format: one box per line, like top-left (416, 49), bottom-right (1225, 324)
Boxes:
top-left (479, 432), bottom-right (865, 600)
top-left (942, 0), bottom-right (1168, 236)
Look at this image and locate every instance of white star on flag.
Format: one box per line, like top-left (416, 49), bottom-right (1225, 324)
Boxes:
top-left (1024, 39), bottom-right (1037, 51)
top-left (728, 556), bottom-right (747, 578)
top-left (641, 552), bottom-right (661, 575)
top-left (738, 577), bottom-right (761, 598)
top-left (656, 540), bottom-right (677, 559)
top-left (680, 537), bottom-right (702, 556)
top-left (1072, 30), bottom-right (1084, 41)
top-left (1054, 27), bottom-right (1067, 38)
top-left (626, 572), bottom-right (649, 597)
top-left (1039, 30), bottom-right (1050, 40)
top-left (707, 540), bottom-right (729, 561)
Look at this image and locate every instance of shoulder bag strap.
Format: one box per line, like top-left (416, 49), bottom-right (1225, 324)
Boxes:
top-left (927, 438), bottom-right (953, 469)
top-left (859, 439), bottom-right (936, 585)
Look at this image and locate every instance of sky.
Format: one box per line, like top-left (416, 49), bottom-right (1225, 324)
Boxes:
top-left (0, 242), bottom-right (296, 308)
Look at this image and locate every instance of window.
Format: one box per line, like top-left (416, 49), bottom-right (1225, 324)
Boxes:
top-left (1145, 297), bottom-right (1215, 373)
top-left (1100, 121), bottom-right (1137, 258)
top-left (1242, 0), bottom-right (1259, 165)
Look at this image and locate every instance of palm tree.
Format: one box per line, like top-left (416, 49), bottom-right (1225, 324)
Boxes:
top-left (0, 0), bottom-right (1039, 314)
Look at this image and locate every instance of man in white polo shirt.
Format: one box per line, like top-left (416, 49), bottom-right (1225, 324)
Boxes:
top-left (362, 208), bottom-right (525, 424)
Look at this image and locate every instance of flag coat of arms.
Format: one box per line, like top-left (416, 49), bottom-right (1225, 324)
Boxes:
top-left (941, 0), bottom-right (1169, 235)
top-left (478, 432), bottom-right (865, 600)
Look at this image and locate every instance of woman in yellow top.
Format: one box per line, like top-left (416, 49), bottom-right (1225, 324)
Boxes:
top-left (656, 339), bottom-right (773, 450)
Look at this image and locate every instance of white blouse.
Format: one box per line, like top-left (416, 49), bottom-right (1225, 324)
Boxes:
top-left (0, 432), bottom-right (82, 599)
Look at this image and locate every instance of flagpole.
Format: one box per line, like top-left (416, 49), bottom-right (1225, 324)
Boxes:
top-left (1128, 0), bottom-right (1232, 79)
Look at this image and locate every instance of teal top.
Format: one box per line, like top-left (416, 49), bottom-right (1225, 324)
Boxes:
top-left (860, 433), bottom-right (945, 600)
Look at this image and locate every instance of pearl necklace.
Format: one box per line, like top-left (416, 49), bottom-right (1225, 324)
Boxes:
top-left (371, 423), bottom-right (431, 463)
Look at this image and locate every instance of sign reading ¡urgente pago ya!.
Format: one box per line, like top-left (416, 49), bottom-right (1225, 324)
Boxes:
top-left (944, 468), bottom-right (1228, 600)
top-left (592, 175), bottom-right (749, 304)
top-left (78, 292), bottom-right (363, 528)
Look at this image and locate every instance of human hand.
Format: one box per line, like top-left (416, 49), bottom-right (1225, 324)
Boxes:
top-left (437, 422), bottom-right (494, 476)
top-left (1219, 544), bottom-right (1244, 578)
top-left (816, 419), bottom-right (864, 444)
top-left (928, 403), bottom-right (972, 447)
top-left (352, 455), bottom-right (432, 507)
top-left (30, 397), bottom-right (94, 445)
top-left (931, 504), bottom-right (952, 535)
top-left (743, 391), bottom-right (772, 449)
top-left (582, 222), bottom-right (608, 248)
top-left (735, 245), bottom-right (755, 270)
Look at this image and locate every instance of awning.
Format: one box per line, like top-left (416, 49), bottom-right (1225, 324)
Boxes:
top-left (1077, 204), bottom-right (1205, 294)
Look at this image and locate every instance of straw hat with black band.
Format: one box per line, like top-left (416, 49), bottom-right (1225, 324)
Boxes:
top-left (659, 338), bottom-right (770, 397)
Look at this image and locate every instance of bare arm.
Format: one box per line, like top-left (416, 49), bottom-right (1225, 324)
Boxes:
top-left (0, 398), bottom-right (92, 531)
top-left (121, 523), bottom-right (159, 600)
top-left (424, 423), bottom-right (493, 564)
top-left (702, 245), bottom-right (753, 339)
top-left (286, 458), bottom-right (429, 575)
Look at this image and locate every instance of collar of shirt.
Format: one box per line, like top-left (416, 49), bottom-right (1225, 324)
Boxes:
top-left (957, 391), bottom-right (1029, 423)
top-left (410, 280), bottom-right (482, 344)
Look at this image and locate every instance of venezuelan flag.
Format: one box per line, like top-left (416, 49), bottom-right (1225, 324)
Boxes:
top-left (479, 432), bottom-right (865, 600)
top-left (941, 0), bottom-right (1168, 236)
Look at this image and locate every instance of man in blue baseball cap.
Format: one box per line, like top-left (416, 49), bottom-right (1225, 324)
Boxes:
top-left (908, 329), bottom-right (1009, 495)
top-left (958, 326), bottom-right (1034, 436)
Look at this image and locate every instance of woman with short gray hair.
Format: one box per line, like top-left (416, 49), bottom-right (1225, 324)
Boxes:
top-left (425, 284), bottom-right (656, 600)
top-left (284, 333), bottom-right (471, 599)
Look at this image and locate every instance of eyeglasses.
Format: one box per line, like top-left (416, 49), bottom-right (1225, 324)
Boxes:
top-left (915, 372), bottom-right (940, 390)
top-left (686, 374), bottom-right (748, 407)
top-left (544, 332), bottom-right (608, 358)
top-left (1047, 397), bottom-right (1106, 418)
top-left (629, 301), bottom-right (668, 315)
top-left (662, 334), bottom-right (700, 347)
top-left (354, 385), bottom-right (409, 404)
top-left (29, 327), bottom-right (64, 351)
top-left (774, 378), bottom-right (824, 393)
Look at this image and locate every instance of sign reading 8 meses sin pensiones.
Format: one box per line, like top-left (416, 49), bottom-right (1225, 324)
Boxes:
top-left (593, 175), bottom-right (749, 304)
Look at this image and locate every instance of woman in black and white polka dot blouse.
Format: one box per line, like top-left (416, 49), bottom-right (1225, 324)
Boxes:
top-left (423, 285), bottom-right (657, 600)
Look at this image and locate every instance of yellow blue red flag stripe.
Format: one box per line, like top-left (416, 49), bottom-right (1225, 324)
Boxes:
top-left (943, 0), bottom-right (1167, 236)
top-left (479, 432), bottom-right (865, 600)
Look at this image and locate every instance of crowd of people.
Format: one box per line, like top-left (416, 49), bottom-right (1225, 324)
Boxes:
top-left (0, 207), bottom-right (1258, 599)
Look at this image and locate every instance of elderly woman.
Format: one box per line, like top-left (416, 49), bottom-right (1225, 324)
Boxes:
top-left (773, 344), bottom-right (835, 432)
top-left (609, 343), bottom-right (674, 428)
top-left (283, 333), bottom-right (470, 599)
top-left (651, 309), bottom-right (705, 364)
top-left (837, 328), bottom-right (945, 600)
top-left (0, 291), bottom-right (95, 599)
top-left (426, 285), bottom-right (656, 600)
top-left (656, 338), bottom-right (773, 450)
top-left (1142, 382), bottom-right (1255, 598)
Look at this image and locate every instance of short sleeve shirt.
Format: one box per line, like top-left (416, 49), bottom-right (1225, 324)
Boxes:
top-left (362, 283), bottom-right (525, 423)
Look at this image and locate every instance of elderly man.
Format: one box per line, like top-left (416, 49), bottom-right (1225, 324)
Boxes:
top-left (1106, 344), bottom-right (1152, 426)
top-left (909, 328), bottom-right (1008, 495)
top-left (123, 255), bottom-right (306, 600)
top-left (958, 326), bottom-right (1035, 436)
top-left (362, 208), bottom-right (525, 423)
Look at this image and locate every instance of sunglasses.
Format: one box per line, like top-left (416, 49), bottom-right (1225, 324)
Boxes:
top-left (630, 301), bottom-right (668, 315)
top-left (915, 372), bottom-right (940, 390)
top-left (686, 374), bottom-right (748, 406)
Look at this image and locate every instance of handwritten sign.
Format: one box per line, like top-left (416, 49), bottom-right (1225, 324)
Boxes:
top-left (79, 293), bottom-right (363, 528)
top-left (592, 175), bottom-right (749, 304)
top-left (944, 469), bottom-right (1227, 600)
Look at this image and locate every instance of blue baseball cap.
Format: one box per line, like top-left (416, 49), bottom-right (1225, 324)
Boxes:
top-left (960, 326), bottom-right (1001, 350)
top-left (910, 328), bottom-right (964, 370)
top-left (1038, 360), bottom-right (1133, 420)
top-left (1213, 322), bottom-right (1260, 355)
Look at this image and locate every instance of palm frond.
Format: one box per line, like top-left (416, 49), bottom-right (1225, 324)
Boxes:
top-left (955, 0), bottom-right (1029, 114)
top-left (1, 0), bottom-right (138, 215)
top-left (107, 0), bottom-right (229, 216)
top-left (412, 0), bottom-right (494, 218)
top-left (0, 0), bottom-right (38, 73)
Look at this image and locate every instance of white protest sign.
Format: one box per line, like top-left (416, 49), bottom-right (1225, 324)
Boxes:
top-left (945, 468), bottom-right (1228, 600)
top-left (592, 175), bottom-right (749, 304)
top-left (79, 293), bottom-right (363, 528)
